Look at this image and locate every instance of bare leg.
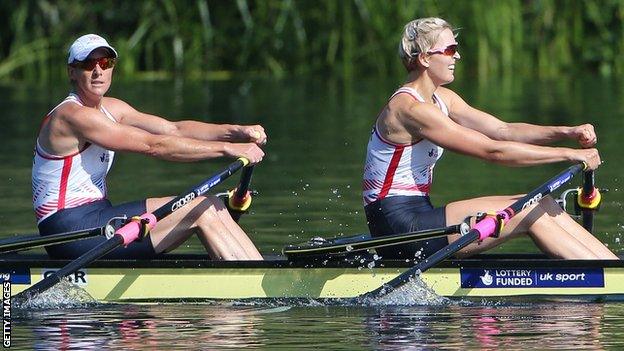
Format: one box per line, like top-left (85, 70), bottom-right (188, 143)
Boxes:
top-left (210, 202), bottom-right (263, 259)
top-left (444, 195), bottom-right (618, 259)
top-left (538, 196), bottom-right (618, 258)
top-left (145, 195), bottom-right (263, 260)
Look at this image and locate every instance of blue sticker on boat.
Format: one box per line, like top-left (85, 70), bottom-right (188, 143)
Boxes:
top-left (0, 268), bottom-right (31, 285)
top-left (460, 268), bottom-right (604, 288)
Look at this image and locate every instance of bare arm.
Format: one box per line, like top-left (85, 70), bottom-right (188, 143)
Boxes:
top-left (398, 101), bottom-right (601, 169)
top-left (437, 87), bottom-right (596, 147)
top-left (61, 104), bottom-right (264, 163)
top-left (105, 97), bottom-right (267, 145)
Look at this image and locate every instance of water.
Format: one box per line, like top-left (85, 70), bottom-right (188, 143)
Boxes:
top-left (11, 303), bottom-right (624, 349)
top-left (2, 74), bottom-right (624, 348)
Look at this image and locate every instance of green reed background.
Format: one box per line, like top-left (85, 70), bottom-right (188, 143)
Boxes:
top-left (1, 0), bottom-right (624, 82)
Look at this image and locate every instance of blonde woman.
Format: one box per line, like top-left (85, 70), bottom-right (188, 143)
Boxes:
top-left (362, 18), bottom-right (618, 260)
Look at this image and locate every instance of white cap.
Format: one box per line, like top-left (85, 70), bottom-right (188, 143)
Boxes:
top-left (67, 34), bottom-right (118, 64)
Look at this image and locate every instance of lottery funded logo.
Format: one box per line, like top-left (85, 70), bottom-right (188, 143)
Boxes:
top-left (461, 267), bottom-right (605, 288)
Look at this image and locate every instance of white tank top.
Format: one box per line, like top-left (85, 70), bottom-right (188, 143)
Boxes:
top-left (362, 87), bottom-right (448, 205)
top-left (32, 93), bottom-right (116, 223)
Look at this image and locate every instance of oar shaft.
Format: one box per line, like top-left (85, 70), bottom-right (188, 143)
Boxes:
top-left (0, 227), bottom-right (105, 253)
top-left (152, 159), bottom-right (247, 221)
top-left (284, 224), bottom-right (462, 257)
top-left (361, 231), bottom-right (480, 298)
top-left (508, 163), bottom-right (584, 216)
top-left (23, 235), bottom-right (124, 295)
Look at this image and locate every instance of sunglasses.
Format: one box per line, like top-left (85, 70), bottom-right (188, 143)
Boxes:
top-left (71, 57), bottom-right (116, 71)
top-left (427, 44), bottom-right (458, 57)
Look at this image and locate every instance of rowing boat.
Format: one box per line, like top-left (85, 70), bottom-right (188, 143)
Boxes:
top-left (7, 164), bottom-right (612, 303)
top-left (3, 252), bottom-right (623, 302)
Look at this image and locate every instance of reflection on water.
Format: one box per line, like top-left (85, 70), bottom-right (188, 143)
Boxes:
top-left (366, 303), bottom-right (614, 350)
top-left (11, 302), bottom-right (624, 349)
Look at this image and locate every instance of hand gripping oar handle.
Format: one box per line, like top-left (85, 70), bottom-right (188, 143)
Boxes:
top-left (18, 158), bottom-right (249, 298)
top-left (359, 163), bottom-right (585, 299)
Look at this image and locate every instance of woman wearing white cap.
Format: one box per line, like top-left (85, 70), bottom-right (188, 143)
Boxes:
top-left (362, 18), bottom-right (618, 260)
top-left (32, 34), bottom-right (266, 260)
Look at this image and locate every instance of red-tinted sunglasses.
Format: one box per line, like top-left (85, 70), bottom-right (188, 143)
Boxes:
top-left (427, 44), bottom-right (458, 56)
top-left (71, 57), bottom-right (117, 71)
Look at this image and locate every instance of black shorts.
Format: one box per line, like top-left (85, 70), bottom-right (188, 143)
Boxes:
top-left (364, 195), bottom-right (448, 259)
top-left (38, 199), bottom-right (159, 259)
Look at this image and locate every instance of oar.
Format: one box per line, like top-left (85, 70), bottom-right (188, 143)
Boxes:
top-left (0, 227), bottom-right (106, 254)
top-left (283, 223), bottom-right (467, 258)
top-left (226, 165), bottom-right (255, 222)
top-left (17, 157), bottom-right (249, 298)
top-left (578, 170), bottom-right (600, 233)
top-left (359, 163), bottom-right (586, 300)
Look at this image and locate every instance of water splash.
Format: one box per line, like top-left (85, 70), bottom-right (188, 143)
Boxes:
top-left (361, 275), bottom-right (451, 306)
top-left (13, 280), bottom-right (98, 310)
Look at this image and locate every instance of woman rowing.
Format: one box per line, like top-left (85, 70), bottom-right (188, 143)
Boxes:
top-left (362, 18), bottom-right (618, 260)
top-left (32, 34), bottom-right (265, 260)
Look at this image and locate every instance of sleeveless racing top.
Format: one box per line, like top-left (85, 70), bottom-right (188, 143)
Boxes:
top-left (362, 87), bottom-right (448, 205)
top-left (32, 93), bottom-right (116, 223)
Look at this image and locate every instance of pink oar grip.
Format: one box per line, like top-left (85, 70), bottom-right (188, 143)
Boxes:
top-left (115, 213), bottom-right (158, 246)
top-left (473, 217), bottom-right (498, 241)
top-left (472, 211), bottom-right (511, 240)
